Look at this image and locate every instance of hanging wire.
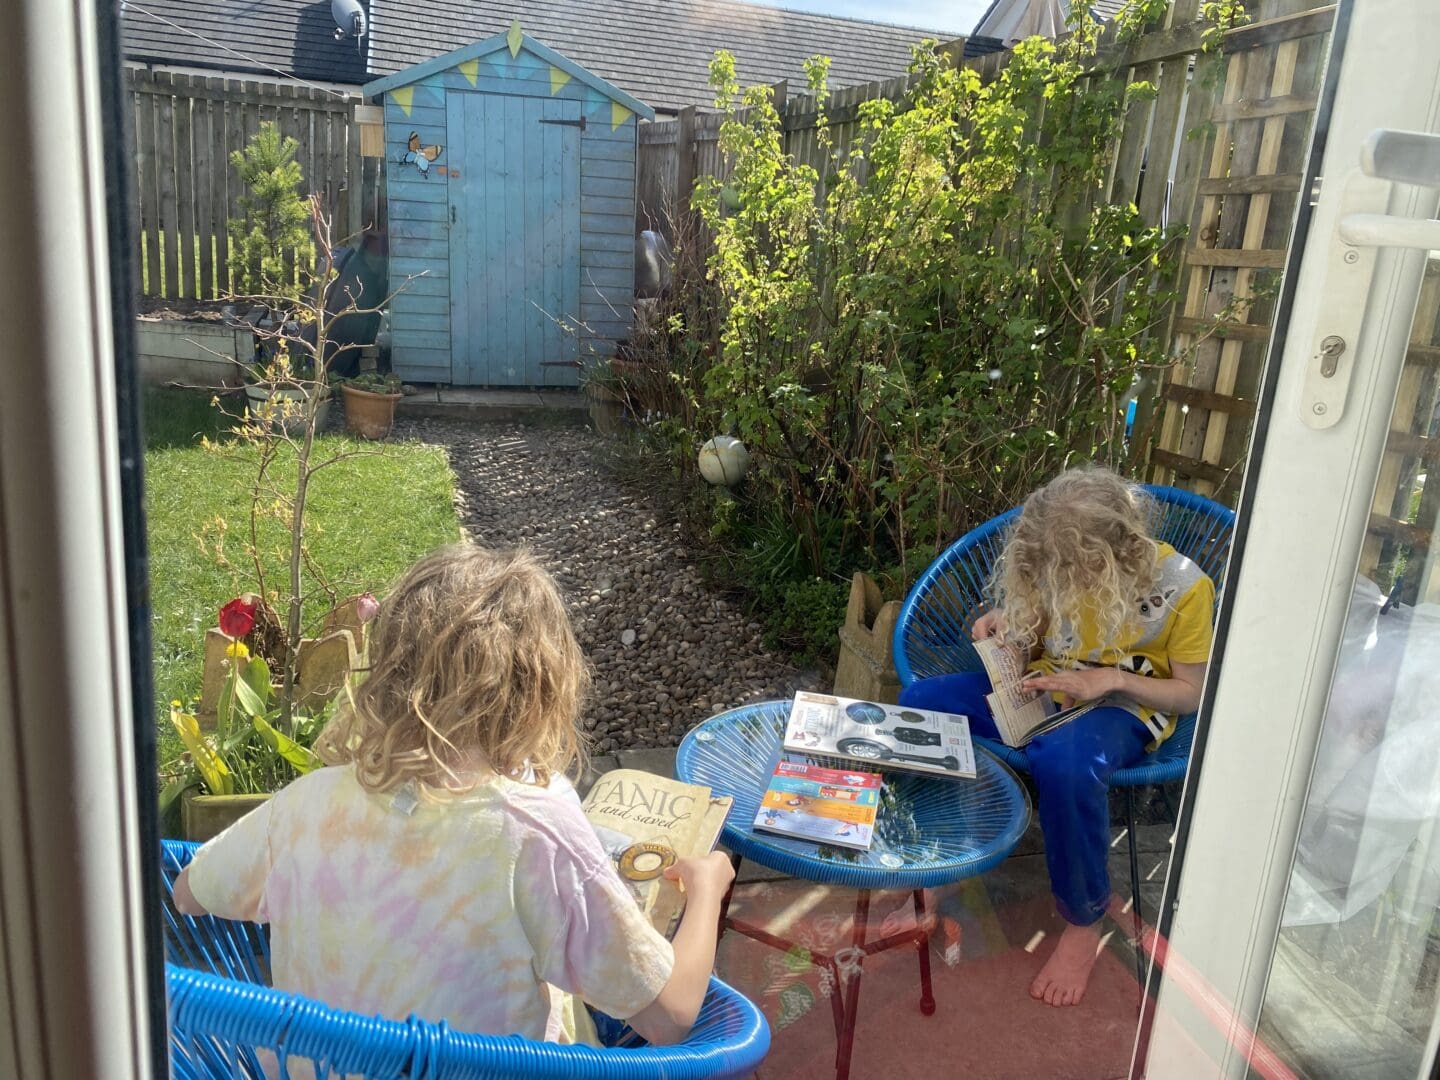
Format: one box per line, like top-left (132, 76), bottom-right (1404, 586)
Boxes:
top-left (120, 0), bottom-right (352, 99)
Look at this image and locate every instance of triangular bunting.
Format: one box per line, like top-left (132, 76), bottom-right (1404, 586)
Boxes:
top-left (549, 65), bottom-right (571, 95)
top-left (390, 86), bottom-right (414, 116)
top-left (458, 59), bottom-right (478, 86)
top-left (507, 19), bottom-right (523, 58)
top-left (611, 102), bottom-right (633, 131)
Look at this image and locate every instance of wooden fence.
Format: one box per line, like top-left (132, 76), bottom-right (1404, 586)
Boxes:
top-left (634, 0), bottom-right (1338, 501)
top-left (129, 68), bottom-right (384, 301)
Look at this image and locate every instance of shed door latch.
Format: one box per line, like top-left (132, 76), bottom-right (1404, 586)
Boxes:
top-left (538, 116), bottom-right (587, 131)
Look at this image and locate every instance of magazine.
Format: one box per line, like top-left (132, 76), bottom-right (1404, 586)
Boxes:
top-left (581, 769), bottom-right (733, 939)
top-left (972, 636), bottom-right (1110, 747)
top-left (753, 761), bottom-right (882, 851)
top-left (782, 691), bottom-right (976, 779)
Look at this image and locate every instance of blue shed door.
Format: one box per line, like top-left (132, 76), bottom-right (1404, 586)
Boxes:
top-left (446, 92), bottom-right (581, 386)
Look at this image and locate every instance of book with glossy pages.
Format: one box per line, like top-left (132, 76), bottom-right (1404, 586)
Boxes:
top-left (782, 691), bottom-right (976, 780)
top-left (753, 760), bottom-right (882, 851)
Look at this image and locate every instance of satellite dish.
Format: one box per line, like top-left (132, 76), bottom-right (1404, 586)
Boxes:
top-left (331, 0), bottom-right (367, 40)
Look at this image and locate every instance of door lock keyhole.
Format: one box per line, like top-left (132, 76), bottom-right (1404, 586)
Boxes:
top-left (1319, 335), bottom-right (1346, 377)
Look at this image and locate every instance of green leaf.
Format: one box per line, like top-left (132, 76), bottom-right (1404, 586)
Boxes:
top-left (253, 714), bottom-right (321, 774)
top-left (242, 656), bottom-right (273, 708)
top-left (231, 669), bottom-right (268, 719)
top-left (170, 708), bottom-right (233, 796)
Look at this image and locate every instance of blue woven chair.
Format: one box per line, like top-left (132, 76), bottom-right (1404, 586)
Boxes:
top-left (892, 485), bottom-right (1234, 979)
top-left (161, 840), bottom-right (770, 1079)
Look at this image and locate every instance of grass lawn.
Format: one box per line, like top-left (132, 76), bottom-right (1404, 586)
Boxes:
top-left (144, 386), bottom-right (460, 757)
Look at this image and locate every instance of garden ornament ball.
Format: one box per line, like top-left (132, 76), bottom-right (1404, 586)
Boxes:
top-left (698, 436), bottom-right (749, 487)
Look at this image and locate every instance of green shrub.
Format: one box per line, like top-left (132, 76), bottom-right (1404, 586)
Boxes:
top-left (632, 1), bottom-right (1246, 665)
top-left (228, 122), bottom-right (314, 299)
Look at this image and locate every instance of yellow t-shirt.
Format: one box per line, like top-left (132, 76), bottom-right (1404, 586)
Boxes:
top-left (1029, 542), bottom-right (1215, 746)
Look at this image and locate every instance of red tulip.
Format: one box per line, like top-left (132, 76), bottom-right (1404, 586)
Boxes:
top-left (219, 597), bottom-right (257, 639)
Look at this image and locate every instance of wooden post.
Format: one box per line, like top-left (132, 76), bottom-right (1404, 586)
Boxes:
top-left (674, 104), bottom-right (697, 224)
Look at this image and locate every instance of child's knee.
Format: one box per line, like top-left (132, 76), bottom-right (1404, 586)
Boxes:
top-left (1027, 736), bottom-right (1105, 793)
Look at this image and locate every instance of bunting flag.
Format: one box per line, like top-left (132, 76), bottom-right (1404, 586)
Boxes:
top-left (390, 86), bottom-right (414, 116)
top-left (507, 19), bottom-right (523, 58)
top-left (611, 102), bottom-right (633, 131)
top-left (458, 58), bottom-right (478, 86)
top-left (549, 65), bottom-right (571, 95)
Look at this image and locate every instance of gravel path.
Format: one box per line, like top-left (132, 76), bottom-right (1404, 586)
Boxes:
top-left (398, 417), bottom-right (826, 752)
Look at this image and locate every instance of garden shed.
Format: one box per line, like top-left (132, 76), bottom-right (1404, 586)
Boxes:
top-left (362, 24), bottom-right (653, 387)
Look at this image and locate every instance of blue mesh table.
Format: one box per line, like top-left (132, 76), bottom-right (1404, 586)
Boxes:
top-left (676, 700), bottom-right (1031, 1080)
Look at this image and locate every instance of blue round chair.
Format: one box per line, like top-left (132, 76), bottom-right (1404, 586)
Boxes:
top-left (161, 840), bottom-right (770, 1079)
top-left (891, 485), bottom-right (1234, 979)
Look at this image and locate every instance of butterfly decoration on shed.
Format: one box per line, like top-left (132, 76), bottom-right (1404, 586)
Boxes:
top-left (400, 132), bottom-right (443, 178)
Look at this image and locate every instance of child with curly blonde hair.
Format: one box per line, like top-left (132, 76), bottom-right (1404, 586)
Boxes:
top-left (175, 545), bottom-right (733, 1047)
top-left (900, 466), bottom-right (1214, 1007)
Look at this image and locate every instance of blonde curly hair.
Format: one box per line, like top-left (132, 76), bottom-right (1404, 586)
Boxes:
top-left (991, 466), bottom-right (1160, 655)
top-left (315, 545), bottom-right (590, 793)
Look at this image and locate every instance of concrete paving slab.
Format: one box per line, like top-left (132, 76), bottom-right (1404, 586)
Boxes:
top-left (614, 746), bottom-right (678, 778)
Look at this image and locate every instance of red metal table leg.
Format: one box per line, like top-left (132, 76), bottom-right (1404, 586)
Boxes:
top-left (913, 889), bottom-right (936, 1016)
top-left (834, 890), bottom-right (870, 1080)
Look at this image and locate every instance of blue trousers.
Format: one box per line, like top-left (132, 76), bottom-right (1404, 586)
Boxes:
top-left (900, 672), bottom-right (1149, 926)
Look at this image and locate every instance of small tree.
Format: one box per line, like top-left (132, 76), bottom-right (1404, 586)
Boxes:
top-left (201, 198), bottom-right (414, 727)
top-left (228, 122), bottom-right (313, 299)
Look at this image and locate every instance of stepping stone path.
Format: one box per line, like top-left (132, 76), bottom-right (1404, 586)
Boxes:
top-left (399, 417), bottom-right (827, 752)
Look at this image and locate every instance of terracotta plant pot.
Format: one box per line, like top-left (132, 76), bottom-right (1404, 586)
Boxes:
top-left (340, 383), bottom-right (402, 440)
top-left (182, 791), bottom-right (271, 843)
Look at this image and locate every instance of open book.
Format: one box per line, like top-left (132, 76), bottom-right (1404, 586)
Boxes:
top-left (972, 637), bottom-right (1111, 747)
top-left (581, 769), bottom-right (732, 939)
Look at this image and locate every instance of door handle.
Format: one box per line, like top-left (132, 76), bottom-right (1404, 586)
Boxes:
top-left (450, 205), bottom-right (457, 229)
top-left (1299, 130), bottom-right (1440, 430)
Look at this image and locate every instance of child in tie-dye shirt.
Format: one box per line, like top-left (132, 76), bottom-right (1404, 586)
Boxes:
top-left (174, 545), bottom-right (734, 1047)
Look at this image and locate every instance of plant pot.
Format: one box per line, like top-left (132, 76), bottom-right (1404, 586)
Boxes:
top-left (340, 383), bottom-right (402, 440)
top-left (181, 790), bottom-right (271, 843)
top-left (245, 383), bottom-right (330, 435)
top-left (585, 382), bottom-right (627, 436)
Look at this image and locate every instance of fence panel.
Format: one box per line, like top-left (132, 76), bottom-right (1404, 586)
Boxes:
top-left (128, 67), bottom-right (362, 300)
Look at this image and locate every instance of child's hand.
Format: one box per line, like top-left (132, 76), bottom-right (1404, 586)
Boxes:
top-left (1023, 667), bottom-right (1120, 709)
top-left (665, 851), bottom-right (735, 903)
top-left (972, 609), bottom-right (1006, 641)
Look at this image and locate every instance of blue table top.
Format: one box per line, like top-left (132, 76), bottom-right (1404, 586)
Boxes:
top-left (675, 700), bottom-right (1032, 890)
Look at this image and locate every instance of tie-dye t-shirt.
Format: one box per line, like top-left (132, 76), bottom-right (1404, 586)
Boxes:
top-left (186, 765), bottom-right (675, 1044)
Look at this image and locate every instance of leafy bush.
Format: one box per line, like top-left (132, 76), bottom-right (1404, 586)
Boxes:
top-left (630, 2), bottom-right (1241, 664)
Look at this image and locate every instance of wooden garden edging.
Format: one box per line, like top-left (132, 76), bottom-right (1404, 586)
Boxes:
top-left (128, 67), bottom-right (385, 300)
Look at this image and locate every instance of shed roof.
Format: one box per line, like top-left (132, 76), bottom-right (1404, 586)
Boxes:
top-left (361, 27), bottom-right (655, 119)
top-left (121, 0), bottom-right (947, 112)
top-left (366, 0), bottom-right (946, 114)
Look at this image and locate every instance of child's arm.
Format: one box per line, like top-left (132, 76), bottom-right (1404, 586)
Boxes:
top-left (625, 852), bottom-right (735, 1046)
top-left (172, 865), bottom-right (207, 916)
top-left (1026, 660), bottom-right (1207, 714)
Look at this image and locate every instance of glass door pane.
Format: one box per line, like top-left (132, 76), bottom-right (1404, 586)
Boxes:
top-left (1253, 258), bottom-right (1440, 1077)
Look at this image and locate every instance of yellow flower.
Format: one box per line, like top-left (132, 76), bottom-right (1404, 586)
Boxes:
top-left (170, 699), bottom-right (182, 708)
top-left (225, 641), bottom-right (250, 660)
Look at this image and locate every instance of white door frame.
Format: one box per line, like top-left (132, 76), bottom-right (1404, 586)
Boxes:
top-left (1140, 1), bottom-right (1440, 1074)
top-left (0, 0), bottom-right (158, 1074)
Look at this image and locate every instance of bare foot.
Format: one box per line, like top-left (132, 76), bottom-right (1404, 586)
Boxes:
top-left (1030, 921), bottom-right (1102, 1007)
